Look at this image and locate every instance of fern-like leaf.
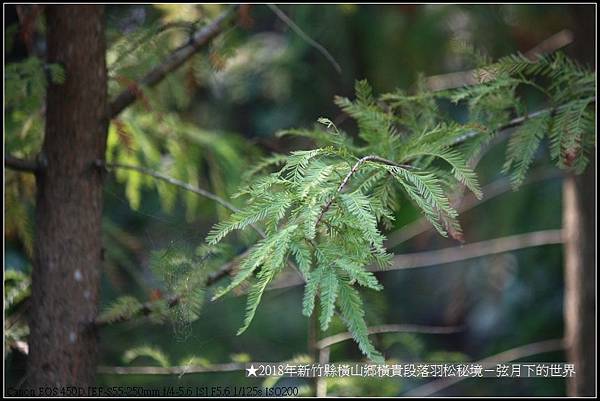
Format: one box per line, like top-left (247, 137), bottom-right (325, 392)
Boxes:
top-left (337, 279), bottom-right (384, 364)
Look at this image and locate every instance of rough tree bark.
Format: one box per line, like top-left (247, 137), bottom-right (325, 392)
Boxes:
top-left (27, 5), bottom-right (108, 388)
top-left (563, 157), bottom-right (596, 397)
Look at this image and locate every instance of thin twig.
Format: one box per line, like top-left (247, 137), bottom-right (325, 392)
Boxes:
top-left (5, 155), bottom-right (38, 173)
top-left (267, 4), bottom-right (342, 74)
top-left (387, 229), bottom-right (563, 271)
top-left (109, 6), bottom-right (239, 118)
top-left (403, 338), bottom-right (565, 396)
top-left (102, 161), bottom-right (238, 213)
top-left (425, 29), bottom-right (574, 91)
top-left (102, 160), bottom-right (267, 237)
top-left (97, 362), bottom-right (246, 375)
top-left (270, 229), bottom-right (565, 290)
top-left (317, 324), bottom-right (464, 350)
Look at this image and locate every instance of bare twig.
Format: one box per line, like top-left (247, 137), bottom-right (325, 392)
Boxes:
top-left (270, 229), bottom-right (565, 290)
top-left (403, 338), bottom-right (565, 396)
top-left (5, 155), bottom-right (38, 173)
top-left (388, 229), bottom-right (563, 271)
top-left (317, 324), bottom-right (464, 350)
top-left (109, 6), bottom-right (239, 118)
top-left (267, 4), bottom-right (341, 74)
top-left (97, 362), bottom-right (246, 375)
top-left (102, 161), bottom-right (239, 214)
top-left (425, 29), bottom-right (574, 91)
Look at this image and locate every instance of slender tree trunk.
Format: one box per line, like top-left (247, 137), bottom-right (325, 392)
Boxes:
top-left (27, 5), bottom-right (108, 388)
top-left (563, 157), bottom-right (596, 397)
top-left (562, 5), bottom-right (596, 397)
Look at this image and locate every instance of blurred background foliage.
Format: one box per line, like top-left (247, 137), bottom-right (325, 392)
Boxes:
top-left (4, 4), bottom-right (595, 396)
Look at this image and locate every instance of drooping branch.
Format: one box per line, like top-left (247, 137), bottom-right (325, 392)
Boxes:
top-left (100, 160), bottom-right (267, 236)
top-left (403, 338), bottom-right (565, 396)
top-left (101, 161), bottom-right (238, 213)
top-left (108, 5), bottom-right (239, 118)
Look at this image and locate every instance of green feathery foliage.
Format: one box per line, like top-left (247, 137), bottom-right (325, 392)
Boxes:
top-left (205, 52), bottom-right (594, 362)
top-left (451, 52), bottom-right (595, 187)
top-left (98, 296), bottom-right (144, 324)
top-left (207, 79), bottom-right (483, 362)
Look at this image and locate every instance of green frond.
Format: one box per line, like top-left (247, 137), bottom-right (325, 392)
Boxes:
top-left (340, 191), bottom-right (386, 254)
top-left (299, 162), bottom-right (337, 199)
top-left (282, 148), bottom-right (331, 182)
top-left (386, 166), bottom-right (459, 238)
top-left (337, 279), bottom-right (384, 364)
top-left (235, 224), bottom-right (297, 334)
top-left (277, 127), bottom-right (358, 150)
top-left (334, 80), bottom-right (396, 150)
top-left (503, 114), bottom-right (549, 189)
top-left (206, 192), bottom-right (292, 245)
top-left (408, 148), bottom-right (483, 199)
top-left (98, 296), bottom-right (143, 324)
top-left (549, 98), bottom-right (595, 172)
top-left (213, 224), bottom-right (297, 300)
top-left (335, 259), bottom-right (383, 291)
top-left (243, 154), bottom-right (288, 179)
top-left (302, 265), bottom-right (324, 317)
top-left (319, 266), bottom-right (339, 331)
top-left (4, 270), bottom-right (31, 310)
top-left (290, 240), bottom-right (313, 278)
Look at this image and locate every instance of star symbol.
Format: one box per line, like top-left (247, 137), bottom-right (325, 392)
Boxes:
top-left (246, 364), bottom-right (258, 377)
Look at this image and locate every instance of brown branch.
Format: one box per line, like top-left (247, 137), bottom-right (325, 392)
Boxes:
top-left (403, 338), bottom-right (565, 396)
top-left (425, 29), bottom-right (574, 91)
top-left (317, 324), bottom-right (463, 350)
top-left (387, 229), bottom-right (563, 271)
top-left (5, 155), bottom-right (38, 173)
top-left (95, 338), bottom-right (563, 385)
top-left (97, 362), bottom-right (246, 375)
top-left (101, 161), bottom-right (241, 214)
top-left (97, 356), bottom-right (303, 376)
top-left (108, 6), bottom-right (239, 118)
top-left (270, 229), bottom-right (565, 290)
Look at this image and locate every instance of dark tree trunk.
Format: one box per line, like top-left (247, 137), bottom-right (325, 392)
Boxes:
top-left (563, 158), bottom-right (596, 397)
top-left (27, 5), bottom-right (108, 388)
